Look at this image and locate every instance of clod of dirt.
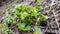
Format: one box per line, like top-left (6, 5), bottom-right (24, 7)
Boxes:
top-left (44, 32), bottom-right (56, 34)
top-left (2, 0), bottom-right (6, 1)
top-left (40, 21), bottom-right (47, 27)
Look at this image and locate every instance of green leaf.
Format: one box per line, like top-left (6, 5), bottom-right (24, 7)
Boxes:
top-left (33, 32), bottom-right (41, 34)
top-left (0, 24), bottom-right (3, 28)
top-left (16, 5), bottom-right (21, 11)
top-left (29, 6), bottom-right (37, 11)
top-left (3, 15), bottom-right (14, 24)
top-left (36, 17), bottom-right (41, 24)
top-left (32, 26), bottom-right (43, 34)
top-left (17, 23), bottom-right (30, 31)
top-left (15, 11), bottom-right (21, 17)
top-left (51, 9), bottom-right (55, 13)
top-left (17, 23), bottom-right (25, 30)
top-left (24, 6), bottom-right (28, 11)
top-left (31, 10), bottom-right (39, 17)
top-left (36, 0), bottom-right (40, 3)
top-left (22, 12), bottom-right (30, 18)
top-left (24, 26), bottom-right (30, 31)
top-left (41, 14), bottom-right (48, 20)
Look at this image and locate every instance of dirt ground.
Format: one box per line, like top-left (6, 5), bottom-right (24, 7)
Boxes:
top-left (0, 0), bottom-right (60, 34)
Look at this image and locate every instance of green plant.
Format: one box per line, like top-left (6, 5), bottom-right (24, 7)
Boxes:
top-left (15, 5), bottom-right (40, 31)
top-left (15, 5), bottom-right (48, 33)
top-left (2, 2), bottom-right (48, 34)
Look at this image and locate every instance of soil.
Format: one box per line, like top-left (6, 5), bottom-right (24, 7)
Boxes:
top-left (0, 0), bottom-right (60, 34)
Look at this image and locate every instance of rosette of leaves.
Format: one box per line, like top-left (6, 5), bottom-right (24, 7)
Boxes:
top-left (15, 5), bottom-right (40, 31)
top-left (2, 3), bottom-right (49, 34)
top-left (15, 5), bottom-right (48, 34)
top-left (14, 5), bottom-right (48, 31)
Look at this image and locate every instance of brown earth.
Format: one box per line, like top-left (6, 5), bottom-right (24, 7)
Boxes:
top-left (0, 0), bottom-right (60, 34)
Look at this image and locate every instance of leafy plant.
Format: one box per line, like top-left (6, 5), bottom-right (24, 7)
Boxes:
top-left (2, 2), bottom-right (48, 34)
top-left (15, 5), bottom-right (39, 31)
top-left (15, 5), bottom-right (48, 33)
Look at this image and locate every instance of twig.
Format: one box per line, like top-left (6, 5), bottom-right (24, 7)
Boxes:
top-left (50, 0), bottom-right (59, 32)
top-left (40, 1), bottom-right (60, 11)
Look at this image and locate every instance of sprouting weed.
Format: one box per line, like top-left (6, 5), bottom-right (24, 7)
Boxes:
top-left (2, 1), bottom-right (48, 34)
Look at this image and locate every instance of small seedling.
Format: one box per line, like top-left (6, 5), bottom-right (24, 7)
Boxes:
top-left (2, 2), bottom-right (48, 34)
